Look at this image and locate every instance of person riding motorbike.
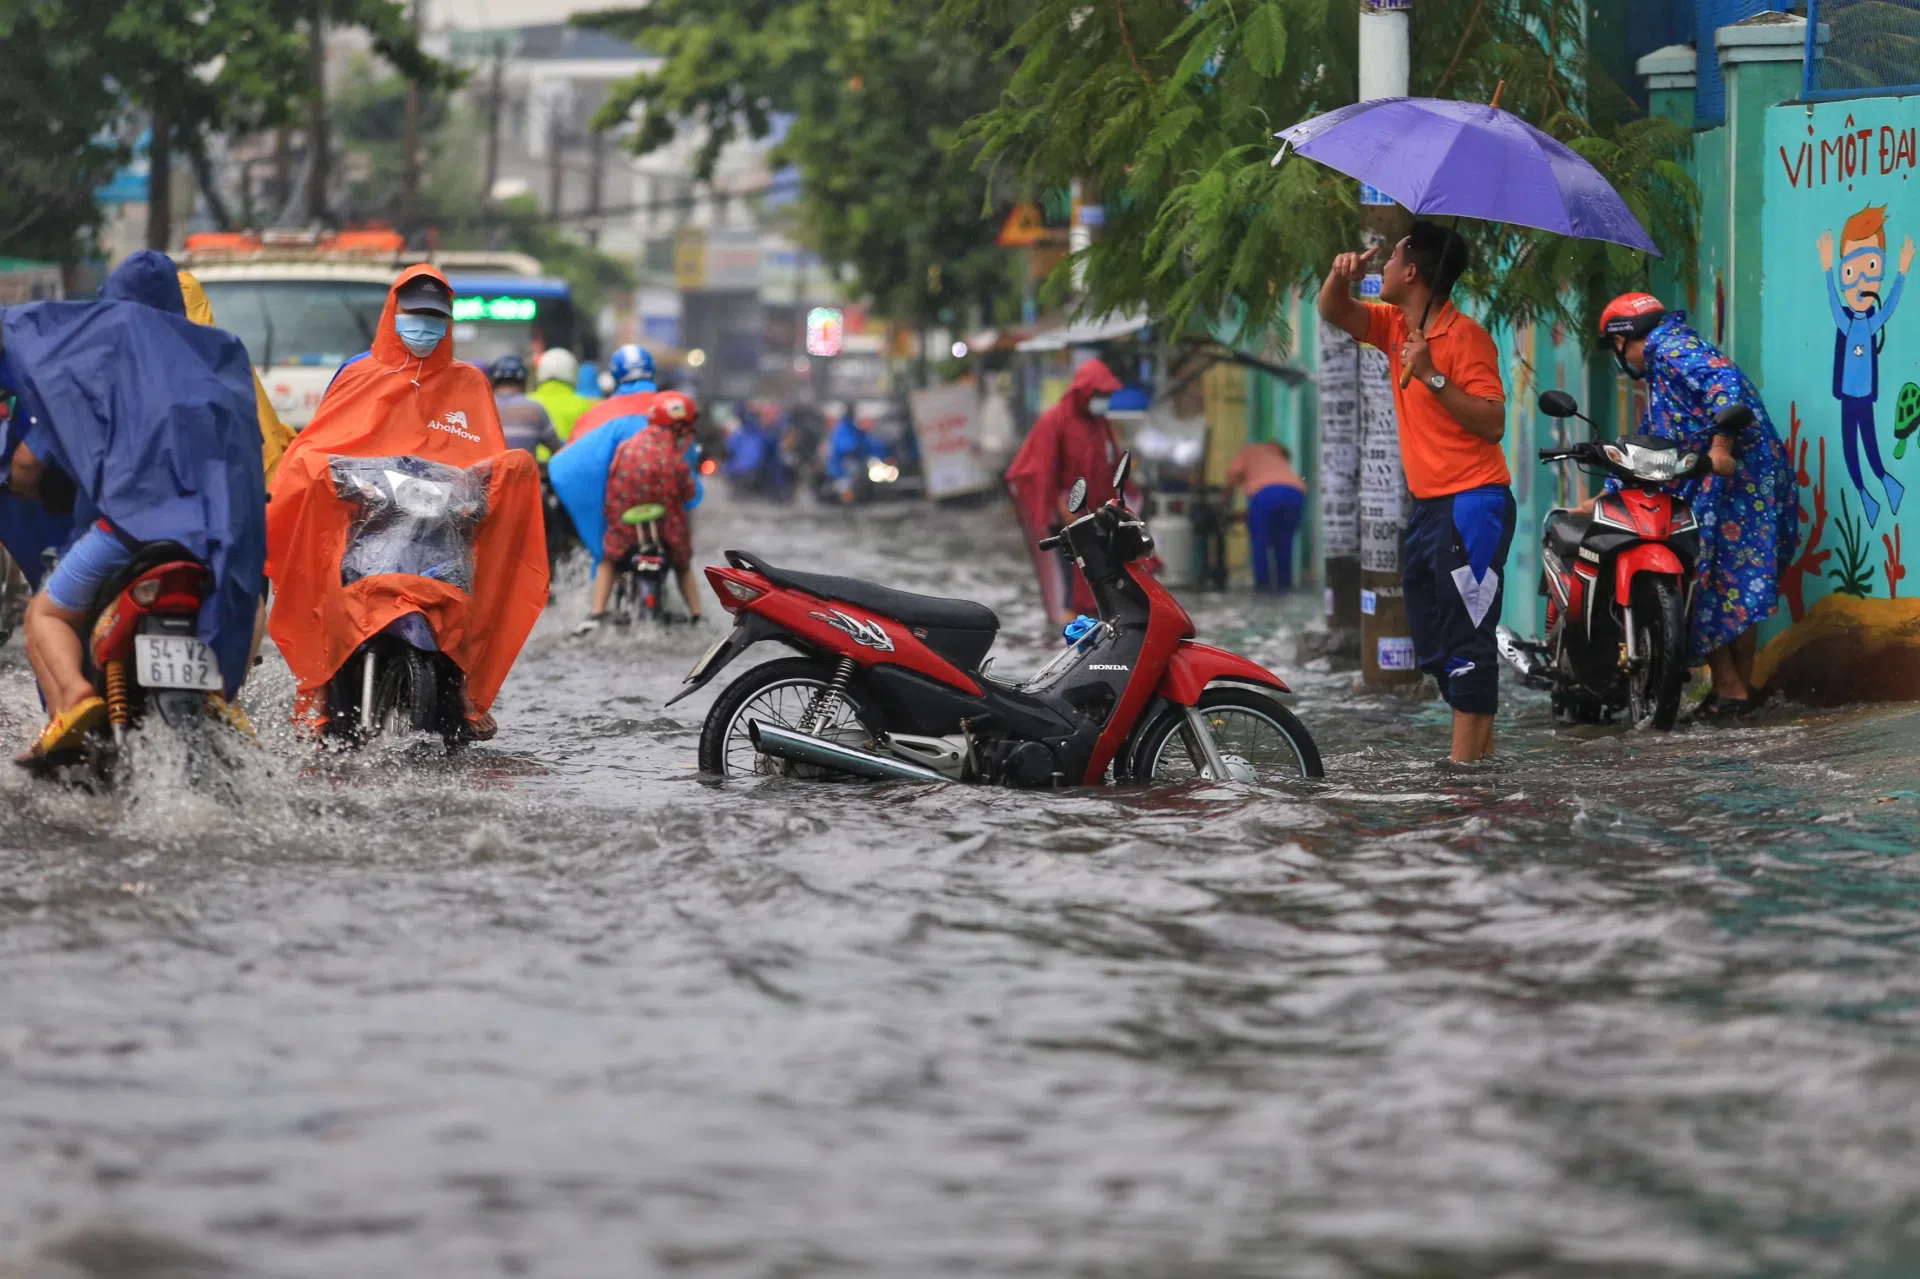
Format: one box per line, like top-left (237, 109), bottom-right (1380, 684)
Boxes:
top-left (547, 343), bottom-right (662, 593)
top-left (528, 347), bottom-right (598, 456)
top-left (490, 354), bottom-right (564, 458)
top-left (266, 265), bottom-right (546, 741)
top-left (576, 392), bottom-right (706, 632)
top-left (0, 250), bottom-right (266, 764)
top-left (824, 402), bottom-right (880, 505)
top-left (1584, 292), bottom-right (1797, 720)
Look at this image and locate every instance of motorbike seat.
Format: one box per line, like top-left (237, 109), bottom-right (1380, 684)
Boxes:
top-left (1545, 509), bottom-right (1590, 563)
top-left (724, 549), bottom-right (999, 635)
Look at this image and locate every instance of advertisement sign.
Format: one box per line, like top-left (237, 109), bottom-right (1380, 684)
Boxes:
top-left (806, 306), bottom-right (844, 357)
top-left (908, 382), bottom-right (991, 499)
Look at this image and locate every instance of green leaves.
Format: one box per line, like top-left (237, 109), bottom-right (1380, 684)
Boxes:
top-left (1242, 4), bottom-right (1289, 78)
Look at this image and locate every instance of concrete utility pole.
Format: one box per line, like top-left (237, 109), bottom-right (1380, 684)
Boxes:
top-left (1355, 0), bottom-right (1418, 686)
top-left (399, 0), bottom-right (423, 236)
top-left (304, 0), bottom-right (330, 225)
top-left (481, 46), bottom-right (504, 209)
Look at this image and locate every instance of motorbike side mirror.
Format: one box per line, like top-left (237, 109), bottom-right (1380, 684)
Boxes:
top-left (1537, 389), bottom-right (1580, 419)
top-left (1712, 404), bottom-right (1754, 435)
top-left (1112, 451), bottom-right (1132, 495)
top-left (1066, 476), bottom-right (1088, 515)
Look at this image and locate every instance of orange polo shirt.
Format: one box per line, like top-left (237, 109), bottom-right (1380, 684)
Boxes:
top-left (1360, 301), bottom-right (1509, 500)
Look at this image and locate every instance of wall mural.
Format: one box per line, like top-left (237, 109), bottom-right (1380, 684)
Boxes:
top-left (1756, 99), bottom-right (1920, 703)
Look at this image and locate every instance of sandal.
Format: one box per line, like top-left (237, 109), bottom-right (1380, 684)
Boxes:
top-left (572, 613), bottom-right (606, 636)
top-left (461, 709), bottom-right (497, 742)
top-left (15, 695), bottom-right (109, 767)
top-left (1695, 696), bottom-right (1756, 724)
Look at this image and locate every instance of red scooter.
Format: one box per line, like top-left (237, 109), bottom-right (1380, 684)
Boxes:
top-left (673, 454), bottom-right (1324, 784)
top-left (1496, 389), bottom-right (1746, 729)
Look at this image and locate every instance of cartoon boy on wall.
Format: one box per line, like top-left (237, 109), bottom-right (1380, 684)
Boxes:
top-left (1819, 204), bottom-right (1916, 526)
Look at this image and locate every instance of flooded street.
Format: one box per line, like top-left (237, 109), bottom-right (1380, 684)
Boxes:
top-left (3, 486), bottom-right (1919, 1279)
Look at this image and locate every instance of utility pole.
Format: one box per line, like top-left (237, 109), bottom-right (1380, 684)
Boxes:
top-left (145, 107), bottom-right (172, 250)
top-left (482, 46), bottom-right (504, 205)
top-left (547, 114), bottom-right (565, 223)
top-left (399, 0), bottom-right (423, 237)
top-left (586, 128), bottom-right (605, 248)
top-left (1356, 0), bottom-right (1417, 686)
top-left (304, 0), bottom-right (330, 226)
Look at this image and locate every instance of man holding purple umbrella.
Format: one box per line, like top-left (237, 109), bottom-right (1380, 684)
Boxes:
top-left (1318, 221), bottom-right (1512, 764)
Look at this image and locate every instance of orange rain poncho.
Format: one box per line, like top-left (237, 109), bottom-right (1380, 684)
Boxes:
top-left (265, 264), bottom-right (547, 716)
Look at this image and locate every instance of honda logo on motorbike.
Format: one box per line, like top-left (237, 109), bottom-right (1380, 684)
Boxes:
top-left (809, 609), bottom-right (895, 652)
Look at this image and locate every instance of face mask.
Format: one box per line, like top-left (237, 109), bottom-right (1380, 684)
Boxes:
top-left (1088, 395), bottom-right (1112, 416)
top-left (394, 314), bottom-right (447, 358)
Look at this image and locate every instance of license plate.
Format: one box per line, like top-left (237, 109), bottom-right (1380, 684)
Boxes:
top-left (134, 634), bottom-right (223, 691)
top-left (685, 631), bottom-right (732, 684)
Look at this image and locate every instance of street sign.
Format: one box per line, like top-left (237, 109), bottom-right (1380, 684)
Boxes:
top-left (996, 202), bottom-right (1047, 248)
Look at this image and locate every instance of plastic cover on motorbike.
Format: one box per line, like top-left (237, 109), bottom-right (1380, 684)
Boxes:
top-left (0, 250), bottom-right (266, 694)
top-left (267, 264), bottom-right (546, 716)
top-left (548, 390), bottom-right (655, 568)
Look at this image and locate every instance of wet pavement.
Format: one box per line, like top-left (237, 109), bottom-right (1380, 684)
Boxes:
top-left (2, 486), bottom-right (1919, 1278)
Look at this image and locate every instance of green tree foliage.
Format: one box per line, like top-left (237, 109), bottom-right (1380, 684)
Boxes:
top-left (946, 0), bottom-right (1696, 343)
top-left (580, 0), bottom-right (1019, 326)
top-left (0, 0), bottom-right (449, 260)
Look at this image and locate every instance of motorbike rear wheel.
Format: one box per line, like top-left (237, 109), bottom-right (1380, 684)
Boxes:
top-left (1627, 576), bottom-right (1687, 730)
top-left (698, 657), bottom-right (880, 778)
top-left (1127, 687), bottom-right (1324, 782)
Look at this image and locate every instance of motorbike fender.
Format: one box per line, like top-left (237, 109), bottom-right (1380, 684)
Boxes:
top-left (663, 613), bottom-right (792, 707)
top-left (1614, 543), bottom-right (1685, 601)
top-left (1157, 640), bottom-right (1292, 706)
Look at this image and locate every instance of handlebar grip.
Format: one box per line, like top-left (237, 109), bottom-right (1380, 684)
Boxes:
top-left (1036, 535), bottom-right (1063, 552)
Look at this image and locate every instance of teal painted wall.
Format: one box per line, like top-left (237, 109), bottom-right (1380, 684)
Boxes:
top-left (1757, 94), bottom-right (1920, 640)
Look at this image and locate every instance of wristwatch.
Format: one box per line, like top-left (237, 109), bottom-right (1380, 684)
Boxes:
top-left (1427, 372), bottom-right (1448, 392)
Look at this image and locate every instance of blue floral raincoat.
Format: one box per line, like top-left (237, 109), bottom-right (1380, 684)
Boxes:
top-left (1607, 313), bottom-right (1798, 662)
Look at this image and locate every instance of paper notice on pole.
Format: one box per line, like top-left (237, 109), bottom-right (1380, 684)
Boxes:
top-left (908, 382), bottom-right (991, 499)
top-left (1357, 343), bottom-right (1405, 575)
top-left (1316, 320), bottom-right (1361, 559)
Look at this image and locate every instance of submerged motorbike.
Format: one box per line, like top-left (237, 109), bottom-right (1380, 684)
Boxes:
top-left (675, 454), bottom-right (1324, 785)
top-left (1496, 390), bottom-right (1748, 729)
top-left (321, 455), bottom-right (488, 747)
top-left (607, 502), bottom-right (692, 625)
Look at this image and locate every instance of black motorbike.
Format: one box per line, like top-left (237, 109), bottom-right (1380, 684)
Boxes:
top-left (607, 502), bottom-right (693, 625)
top-left (322, 455), bottom-right (489, 747)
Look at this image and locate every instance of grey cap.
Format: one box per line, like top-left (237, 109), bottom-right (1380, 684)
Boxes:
top-left (395, 275), bottom-right (453, 317)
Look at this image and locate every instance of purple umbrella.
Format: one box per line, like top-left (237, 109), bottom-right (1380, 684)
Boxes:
top-left (1272, 97), bottom-right (1659, 256)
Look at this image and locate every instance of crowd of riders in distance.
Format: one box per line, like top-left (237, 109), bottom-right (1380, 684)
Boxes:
top-left (0, 251), bottom-right (715, 770)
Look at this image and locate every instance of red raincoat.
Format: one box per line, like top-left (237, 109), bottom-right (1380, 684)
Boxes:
top-left (1004, 357), bottom-right (1126, 619)
top-left (266, 264), bottom-right (547, 718)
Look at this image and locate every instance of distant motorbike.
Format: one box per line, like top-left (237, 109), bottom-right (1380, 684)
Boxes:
top-left (677, 453), bottom-right (1323, 785)
top-left (1496, 390), bottom-right (1747, 729)
top-left (540, 465), bottom-right (580, 578)
top-left (607, 502), bottom-right (693, 625)
top-left (321, 455), bottom-right (489, 747)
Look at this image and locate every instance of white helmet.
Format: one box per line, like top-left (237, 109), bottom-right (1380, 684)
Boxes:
top-left (535, 347), bottom-right (580, 388)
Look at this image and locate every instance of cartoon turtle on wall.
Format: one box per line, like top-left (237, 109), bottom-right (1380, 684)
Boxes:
top-left (1897, 381), bottom-right (1920, 460)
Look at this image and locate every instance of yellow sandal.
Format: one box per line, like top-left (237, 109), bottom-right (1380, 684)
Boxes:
top-left (15, 695), bottom-right (109, 767)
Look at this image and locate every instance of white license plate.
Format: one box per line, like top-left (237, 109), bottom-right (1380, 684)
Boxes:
top-left (134, 634), bottom-right (223, 691)
top-left (685, 631), bottom-right (732, 683)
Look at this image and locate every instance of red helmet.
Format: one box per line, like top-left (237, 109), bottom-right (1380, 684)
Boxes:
top-left (1598, 292), bottom-right (1667, 342)
top-left (648, 390), bottom-right (698, 435)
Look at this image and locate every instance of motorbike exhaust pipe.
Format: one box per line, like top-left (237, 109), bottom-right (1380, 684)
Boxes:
top-left (1495, 625), bottom-right (1555, 689)
top-left (748, 720), bottom-right (950, 783)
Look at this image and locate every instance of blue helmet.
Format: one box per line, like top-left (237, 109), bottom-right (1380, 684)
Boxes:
top-left (608, 344), bottom-right (655, 387)
top-left (489, 353), bottom-right (528, 385)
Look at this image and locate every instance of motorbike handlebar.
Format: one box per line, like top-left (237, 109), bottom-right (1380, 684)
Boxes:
top-left (1036, 534), bottom-right (1063, 552)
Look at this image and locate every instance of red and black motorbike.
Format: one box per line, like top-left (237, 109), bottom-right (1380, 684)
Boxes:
top-left (1496, 389), bottom-right (1748, 729)
top-left (673, 454), bottom-right (1324, 785)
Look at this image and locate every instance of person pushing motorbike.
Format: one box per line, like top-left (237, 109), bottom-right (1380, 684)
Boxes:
top-left (577, 392), bottom-right (707, 631)
top-left (1586, 293), bottom-right (1796, 720)
top-left (0, 250), bottom-right (266, 764)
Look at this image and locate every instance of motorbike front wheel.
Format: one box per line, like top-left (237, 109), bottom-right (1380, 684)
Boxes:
top-left (1126, 688), bottom-right (1324, 782)
top-left (697, 657), bottom-right (880, 778)
top-left (1627, 576), bottom-right (1688, 730)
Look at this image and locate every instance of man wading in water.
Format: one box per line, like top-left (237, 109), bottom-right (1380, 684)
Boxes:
top-left (1317, 222), bottom-right (1512, 762)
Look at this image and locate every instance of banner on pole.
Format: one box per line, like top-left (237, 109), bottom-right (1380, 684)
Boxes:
top-left (908, 383), bottom-right (992, 499)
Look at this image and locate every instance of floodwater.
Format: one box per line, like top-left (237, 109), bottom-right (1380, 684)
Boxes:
top-left (2, 486), bottom-right (1918, 1279)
